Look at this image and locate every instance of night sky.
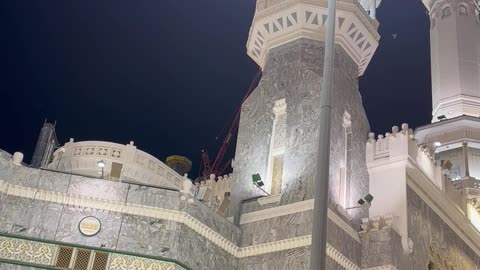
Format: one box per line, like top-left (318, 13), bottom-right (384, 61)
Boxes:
top-left (0, 0), bottom-right (431, 176)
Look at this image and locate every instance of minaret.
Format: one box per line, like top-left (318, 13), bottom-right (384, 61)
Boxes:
top-left (415, 0), bottom-right (480, 193)
top-left (230, 0), bottom-right (382, 223)
top-left (423, 0), bottom-right (480, 122)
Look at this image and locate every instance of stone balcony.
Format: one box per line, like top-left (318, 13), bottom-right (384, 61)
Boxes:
top-left (247, 0), bottom-right (382, 75)
top-left (48, 139), bottom-right (184, 190)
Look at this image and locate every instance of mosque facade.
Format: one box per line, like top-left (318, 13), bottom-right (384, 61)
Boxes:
top-left (0, 0), bottom-right (480, 269)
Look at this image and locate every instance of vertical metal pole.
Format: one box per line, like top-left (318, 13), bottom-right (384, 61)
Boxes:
top-left (311, 0), bottom-right (336, 269)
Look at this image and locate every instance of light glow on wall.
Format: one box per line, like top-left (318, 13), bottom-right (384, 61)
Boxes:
top-left (467, 203), bottom-right (480, 232)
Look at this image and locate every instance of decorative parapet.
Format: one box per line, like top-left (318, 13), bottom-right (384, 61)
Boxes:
top-left (48, 140), bottom-right (184, 190)
top-left (194, 174), bottom-right (233, 215)
top-left (247, 0), bottom-right (381, 75)
top-left (366, 123), bottom-right (445, 190)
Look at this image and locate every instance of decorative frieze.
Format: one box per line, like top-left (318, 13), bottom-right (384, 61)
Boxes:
top-left (0, 236), bottom-right (56, 266)
top-left (109, 253), bottom-right (185, 270)
top-left (0, 235), bottom-right (186, 270)
top-left (247, 2), bottom-right (380, 75)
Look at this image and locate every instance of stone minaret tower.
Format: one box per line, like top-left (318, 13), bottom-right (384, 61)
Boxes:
top-left (423, 0), bottom-right (480, 122)
top-left (230, 0), bottom-right (382, 225)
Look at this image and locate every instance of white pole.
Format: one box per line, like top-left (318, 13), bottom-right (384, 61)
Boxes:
top-left (370, 0), bottom-right (377, 19)
top-left (311, 0), bottom-right (336, 268)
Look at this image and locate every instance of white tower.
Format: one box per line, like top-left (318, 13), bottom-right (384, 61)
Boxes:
top-left (416, 0), bottom-right (480, 207)
top-left (422, 0), bottom-right (480, 122)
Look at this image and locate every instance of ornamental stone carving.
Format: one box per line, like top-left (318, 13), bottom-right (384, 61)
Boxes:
top-left (247, 0), bottom-right (381, 75)
top-left (0, 236), bottom-right (56, 266)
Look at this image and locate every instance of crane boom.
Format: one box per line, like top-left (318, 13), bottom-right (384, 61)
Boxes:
top-left (201, 69), bottom-right (262, 177)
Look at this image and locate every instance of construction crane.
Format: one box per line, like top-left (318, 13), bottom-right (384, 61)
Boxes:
top-left (200, 70), bottom-right (262, 177)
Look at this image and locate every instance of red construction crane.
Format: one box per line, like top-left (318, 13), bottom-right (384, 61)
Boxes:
top-left (200, 70), bottom-right (262, 177)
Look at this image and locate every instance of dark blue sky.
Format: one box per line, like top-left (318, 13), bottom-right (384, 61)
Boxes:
top-left (0, 0), bottom-right (431, 176)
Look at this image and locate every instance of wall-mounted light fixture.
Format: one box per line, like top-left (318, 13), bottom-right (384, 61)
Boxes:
top-left (346, 194), bottom-right (374, 210)
top-left (252, 173), bottom-right (270, 196)
top-left (97, 160), bottom-right (106, 179)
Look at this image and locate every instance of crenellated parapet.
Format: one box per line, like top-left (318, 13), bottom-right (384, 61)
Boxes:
top-left (367, 123), bottom-right (445, 188)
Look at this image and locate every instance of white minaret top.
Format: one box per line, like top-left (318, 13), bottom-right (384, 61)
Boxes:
top-left (422, 0), bottom-right (480, 122)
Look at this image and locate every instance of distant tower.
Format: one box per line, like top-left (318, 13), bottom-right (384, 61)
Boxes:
top-left (166, 155), bottom-right (192, 176)
top-left (230, 0), bottom-right (382, 222)
top-left (422, 0), bottom-right (480, 122)
top-left (31, 121), bottom-right (58, 168)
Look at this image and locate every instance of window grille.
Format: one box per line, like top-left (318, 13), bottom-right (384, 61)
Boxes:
top-left (55, 246), bottom-right (110, 270)
top-left (55, 246), bottom-right (74, 268)
top-left (91, 252), bottom-right (109, 270)
top-left (74, 249), bottom-right (92, 270)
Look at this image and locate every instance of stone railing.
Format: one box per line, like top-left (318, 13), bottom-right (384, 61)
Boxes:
top-left (48, 139), bottom-right (184, 190)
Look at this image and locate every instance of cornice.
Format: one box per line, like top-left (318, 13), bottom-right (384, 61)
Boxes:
top-left (239, 199), bottom-right (361, 243)
top-left (247, 2), bottom-right (380, 75)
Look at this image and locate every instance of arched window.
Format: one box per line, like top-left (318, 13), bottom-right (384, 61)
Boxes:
top-left (339, 111), bottom-right (352, 207)
top-left (459, 5), bottom-right (468, 16)
top-left (267, 99), bottom-right (286, 195)
top-left (442, 6), bottom-right (451, 18)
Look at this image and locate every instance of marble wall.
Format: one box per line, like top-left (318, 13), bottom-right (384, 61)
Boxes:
top-left (0, 156), bottom-right (239, 270)
top-left (360, 186), bottom-right (480, 270)
top-left (404, 185), bottom-right (480, 269)
top-left (230, 38), bottom-right (370, 225)
top-left (237, 246), bottom-right (345, 270)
